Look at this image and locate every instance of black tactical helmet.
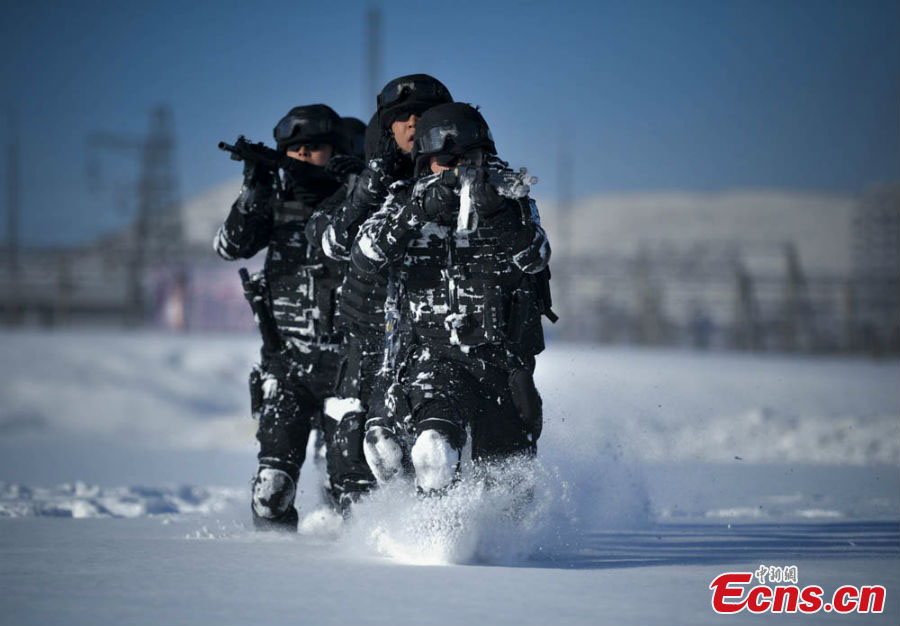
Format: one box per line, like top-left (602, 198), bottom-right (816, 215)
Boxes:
top-left (273, 104), bottom-right (344, 153)
top-left (412, 103), bottom-right (497, 175)
top-left (341, 117), bottom-right (366, 160)
top-left (377, 74), bottom-right (453, 129)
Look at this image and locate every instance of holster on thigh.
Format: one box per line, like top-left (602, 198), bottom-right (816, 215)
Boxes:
top-left (249, 365), bottom-right (264, 421)
top-left (508, 367), bottom-right (543, 441)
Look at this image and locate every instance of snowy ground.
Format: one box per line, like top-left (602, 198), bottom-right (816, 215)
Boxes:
top-left (0, 330), bottom-right (898, 624)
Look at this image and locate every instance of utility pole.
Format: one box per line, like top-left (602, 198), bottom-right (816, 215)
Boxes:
top-left (780, 242), bottom-right (814, 352)
top-left (87, 105), bottom-right (183, 327)
top-left (87, 130), bottom-right (143, 325)
top-left (733, 259), bottom-right (761, 350)
top-left (6, 108), bottom-right (20, 325)
top-left (364, 6), bottom-right (382, 116)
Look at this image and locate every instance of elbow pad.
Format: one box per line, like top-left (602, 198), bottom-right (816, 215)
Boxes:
top-left (323, 223), bottom-right (351, 261)
top-left (513, 224), bottom-right (551, 274)
top-left (304, 211), bottom-right (330, 252)
top-left (213, 225), bottom-right (238, 261)
top-left (350, 228), bottom-right (387, 275)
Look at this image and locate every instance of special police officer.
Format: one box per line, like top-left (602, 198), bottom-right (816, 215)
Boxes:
top-left (214, 104), bottom-right (363, 529)
top-left (351, 102), bottom-right (553, 493)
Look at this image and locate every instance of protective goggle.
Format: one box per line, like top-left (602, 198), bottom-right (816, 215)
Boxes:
top-left (377, 77), bottom-right (451, 110)
top-left (274, 114), bottom-right (337, 144)
top-left (415, 120), bottom-right (493, 156)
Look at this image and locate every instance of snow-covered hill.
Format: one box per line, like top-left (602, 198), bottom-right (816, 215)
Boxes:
top-left (181, 178), bottom-right (857, 274)
top-left (536, 188), bottom-right (856, 275)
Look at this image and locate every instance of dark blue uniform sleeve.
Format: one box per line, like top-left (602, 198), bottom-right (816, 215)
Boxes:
top-left (490, 197), bottom-right (550, 274)
top-left (510, 198), bottom-right (551, 274)
top-left (350, 183), bottom-right (419, 274)
top-left (213, 184), bottom-right (274, 260)
top-left (322, 159), bottom-right (391, 261)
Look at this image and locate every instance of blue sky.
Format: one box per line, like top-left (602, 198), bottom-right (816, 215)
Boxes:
top-left (1, 0), bottom-right (898, 245)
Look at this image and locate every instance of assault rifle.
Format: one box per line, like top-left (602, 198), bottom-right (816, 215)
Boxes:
top-left (239, 268), bottom-right (284, 354)
top-left (218, 135), bottom-right (286, 173)
top-left (409, 165), bottom-right (538, 233)
top-left (456, 165), bottom-right (537, 234)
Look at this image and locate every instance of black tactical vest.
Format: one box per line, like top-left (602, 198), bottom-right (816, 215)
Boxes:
top-left (336, 261), bottom-right (388, 338)
top-left (401, 221), bottom-right (544, 354)
top-left (265, 194), bottom-right (343, 343)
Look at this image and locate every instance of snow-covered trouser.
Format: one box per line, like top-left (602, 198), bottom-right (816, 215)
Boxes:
top-left (322, 398), bottom-right (375, 511)
top-left (321, 329), bottom-right (381, 507)
top-left (333, 329), bottom-right (385, 410)
top-left (250, 343), bottom-right (341, 524)
top-left (369, 343), bottom-right (540, 490)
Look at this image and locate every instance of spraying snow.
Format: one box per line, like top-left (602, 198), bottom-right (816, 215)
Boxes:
top-left (340, 455), bottom-right (576, 566)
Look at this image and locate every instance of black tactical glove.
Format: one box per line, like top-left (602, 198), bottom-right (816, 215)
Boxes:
top-left (325, 154), bottom-right (365, 182)
top-left (469, 169), bottom-right (507, 218)
top-left (373, 128), bottom-right (405, 177)
top-left (413, 175), bottom-right (458, 224)
top-left (242, 160), bottom-right (276, 191)
top-left (304, 211), bottom-right (330, 251)
top-left (236, 162), bottom-right (275, 216)
top-left (350, 164), bottom-right (389, 206)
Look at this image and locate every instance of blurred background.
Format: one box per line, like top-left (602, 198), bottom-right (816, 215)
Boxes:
top-left (1, 0), bottom-right (898, 355)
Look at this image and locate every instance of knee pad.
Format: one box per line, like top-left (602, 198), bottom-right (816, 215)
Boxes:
top-left (411, 429), bottom-right (461, 494)
top-left (251, 467), bottom-right (296, 520)
top-left (364, 426), bottom-right (405, 484)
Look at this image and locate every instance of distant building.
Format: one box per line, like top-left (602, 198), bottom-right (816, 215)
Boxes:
top-left (539, 185), bottom-right (899, 353)
top-left (1, 178), bottom-right (255, 331)
top-left (850, 184), bottom-right (900, 352)
top-left (4, 180), bottom-right (898, 354)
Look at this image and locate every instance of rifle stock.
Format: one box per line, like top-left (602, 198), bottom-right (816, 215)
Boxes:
top-left (218, 135), bottom-right (284, 172)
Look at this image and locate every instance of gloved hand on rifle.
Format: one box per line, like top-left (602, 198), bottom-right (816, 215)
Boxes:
top-left (242, 160), bottom-right (276, 192)
top-left (373, 126), bottom-right (406, 178)
top-left (304, 211), bottom-right (330, 251)
top-left (238, 161), bottom-right (276, 215)
top-left (411, 173), bottom-right (459, 225)
top-left (468, 168), bottom-right (507, 219)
